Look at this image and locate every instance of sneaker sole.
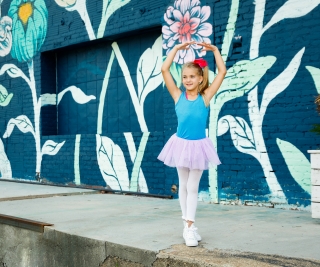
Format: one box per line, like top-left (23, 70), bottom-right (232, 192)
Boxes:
top-left (185, 241), bottom-right (198, 247)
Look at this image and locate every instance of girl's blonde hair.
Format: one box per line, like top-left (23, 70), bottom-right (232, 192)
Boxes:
top-left (182, 62), bottom-right (209, 106)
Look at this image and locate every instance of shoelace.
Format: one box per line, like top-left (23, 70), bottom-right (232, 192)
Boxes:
top-left (186, 228), bottom-right (196, 239)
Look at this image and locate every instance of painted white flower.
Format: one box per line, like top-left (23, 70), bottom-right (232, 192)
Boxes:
top-left (162, 0), bottom-right (212, 64)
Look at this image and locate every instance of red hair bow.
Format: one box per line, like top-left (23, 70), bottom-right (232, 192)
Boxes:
top-left (193, 58), bottom-right (208, 68)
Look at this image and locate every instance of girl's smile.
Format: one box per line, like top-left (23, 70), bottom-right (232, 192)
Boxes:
top-left (182, 67), bottom-right (203, 91)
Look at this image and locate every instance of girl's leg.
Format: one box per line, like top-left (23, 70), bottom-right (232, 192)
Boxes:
top-left (186, 169), bottom-right (203, 224)
top-left (177, 167), bottom-right (189, 221)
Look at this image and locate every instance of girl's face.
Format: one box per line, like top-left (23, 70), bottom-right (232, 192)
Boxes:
top-left (182, 67), bottom-right (203, 91)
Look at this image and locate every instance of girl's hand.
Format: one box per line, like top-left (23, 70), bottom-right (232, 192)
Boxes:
top-left (198, 42), bottom-right (218, 52)
top-left (175, 41), bottom-right (196, 50)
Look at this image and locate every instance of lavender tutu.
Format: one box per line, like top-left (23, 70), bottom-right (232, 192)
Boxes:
top-left (157, 134), bottom-right (221, 170)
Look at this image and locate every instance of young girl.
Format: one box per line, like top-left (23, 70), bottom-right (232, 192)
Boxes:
top-left (158, 41), bottom-right (227, 247)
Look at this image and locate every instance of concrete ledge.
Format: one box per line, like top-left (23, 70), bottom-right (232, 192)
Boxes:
top-left (105, 241), bottom-right (157, 266)
top-left (155, 244), bottom-right (320, 267)
top-left (2, 224), bottom-right (320, 267)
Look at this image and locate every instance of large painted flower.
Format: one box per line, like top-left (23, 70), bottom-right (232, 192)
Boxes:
top-left (162, 0), bottom-right (212, 64)
top-left (0, 16), bottom-right (13, 57)
top-left (8, 0), bottom-right (48, 62)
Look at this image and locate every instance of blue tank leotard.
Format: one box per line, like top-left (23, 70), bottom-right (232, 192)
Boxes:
top-left (175, 91), bottom-right (209, 140)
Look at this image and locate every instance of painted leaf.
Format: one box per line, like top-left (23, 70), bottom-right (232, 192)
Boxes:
top-left (0, 85), bottom-right (13, 107)
top-left (260, 48), bottom-right (305, 117)
top-left (57, 86), bottom-right (96, 104)
top-left (97, 0), bottom-right (131, 38)
top-left (40, 93), bottom-right (56, 106)
top-left (96, 134), bottom-right (129, 191)
top-left (218, 115), bottom-right (256, 153)
top-left (264, 0), bottom-right (320, 33)
top-left (3, 115), bottom-right (35, 138)
top-left (42, 140), bottom-right (66, 156)
top-left (217, 56), bottom-right (276, 96)
top-left (0, 63), bottom-right (24, 79)
top-left (0, 138), bottom-right (12, 179)
top-left (276, 138), bottom-right (311, 194)
top-left (306, 66), bottom-right (320, 94)
top-left (137, 36), bottom-right (163, 106)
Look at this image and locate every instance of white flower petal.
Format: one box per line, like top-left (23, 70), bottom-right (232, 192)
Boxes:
top-left (197, 22), bottom-right (212, 37)
top-left (200, 6), bottom-right (211, 22)
top-left (190, 6), bottom-right (201, 18)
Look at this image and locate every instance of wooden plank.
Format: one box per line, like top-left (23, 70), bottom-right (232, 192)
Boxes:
top-left (311, 202), bottom-right (320, 219)
top-left (310, 153), bottom-right (320, 169)
top-left (311, 169), bottom-right (320, 185)
top-left (0, 214), bottom-right (53, 233)
top-left (312, 186), bottom-right (320, 202)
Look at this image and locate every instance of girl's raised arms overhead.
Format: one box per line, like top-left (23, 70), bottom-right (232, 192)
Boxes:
top-left (197, 42), bottom-right (227, 102)
top-left (161, 41), bottom-right (227, 104)
top-left (161, 41), bottom-right (196, 103)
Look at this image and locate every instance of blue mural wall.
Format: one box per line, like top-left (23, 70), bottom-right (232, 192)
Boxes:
top-left (0, 0), bottom-right (319, 208)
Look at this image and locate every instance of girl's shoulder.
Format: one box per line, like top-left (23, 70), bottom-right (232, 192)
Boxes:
top-left (201, 93), bottom-right (210, 108)
top-left (174, 90), bottom-right (183, 105)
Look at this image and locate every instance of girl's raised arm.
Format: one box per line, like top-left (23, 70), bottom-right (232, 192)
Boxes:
top-left (198, 43), bottom-right (227, 102)
top-left (161, 42), bottom-right (195, 103)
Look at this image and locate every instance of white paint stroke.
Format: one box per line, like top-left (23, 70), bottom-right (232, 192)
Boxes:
top-left (97, 50), bottom-right (115, 134)
top-left (260, 48), bottom-right (305, 117)
top-left (74, 134), bottom-right (81, 185)
top-left (306, 66), bottom-right (320, 94)
top-left (3, 115), bottom-right (35, 139)
top-left (58, 86), bottom-right (96, 105)
top-left (124, 132), bottom-right (149, 193)
top-left (220, 0), bottom-right (239, 64)
top-left (66, 0), bottom-right (96, 40)
top-left (42, 140), bottom-right (66, 156)
top-left (263, 0), bottom-right (320, 34)
top-left (97, 0), bottom-right (131, 39)
top-left (111, 42), bottom-right (148, 132)
top-left (277, 138), bottom-right (311, 194)
top-left (208, 0), bottom-right (240, 203)
top-left (0, 138), bottom-right (12, 179)
top-left (137, 35), bottom-right (162, 106)
top-left (96, 134), bottom-right (129, 191)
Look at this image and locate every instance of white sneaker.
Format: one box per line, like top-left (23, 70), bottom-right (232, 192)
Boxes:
top-left (183, 225), bottom-right (198, 247)
top-left (191, 224), bottom-right (201, 242)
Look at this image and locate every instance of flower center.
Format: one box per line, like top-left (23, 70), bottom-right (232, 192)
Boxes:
top-left (179, 23), bottom-right (191, 37)
top-left (18, 2), bottom-right (33, 25)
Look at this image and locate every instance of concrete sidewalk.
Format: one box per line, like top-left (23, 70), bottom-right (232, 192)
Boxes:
top-left (0, 180), bottom-right (320, 267)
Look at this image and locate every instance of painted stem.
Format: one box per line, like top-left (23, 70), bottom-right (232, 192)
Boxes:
top-left (68, 0), bottom-right (96, 40)
top-left (111, 42), bottom-right (148, 132)
top-left (28, 60), bottom-right (42, 174)
top-left (74, 134), bottom-right (81, 185)
top-left (248, 0), bottom-right (286, 202)
top-left (250, 0), bottom-right (266, 59)
top-left (208, 0), bottom-right (240, 203)
top-left (97, 50), bottom-right (115, 134)
top-left (220, 0), bottom-right (240, 63)
top-left (97, 0), bottom-right (131, 39)
top-left (125, 132), bottom-right (150, 192)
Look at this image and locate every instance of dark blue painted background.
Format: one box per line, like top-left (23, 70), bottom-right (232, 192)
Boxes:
top-left (0, 0), bottom-right (319, 205)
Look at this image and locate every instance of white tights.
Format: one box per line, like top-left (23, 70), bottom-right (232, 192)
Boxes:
top-left (177, 167), bottom-right (203, 223)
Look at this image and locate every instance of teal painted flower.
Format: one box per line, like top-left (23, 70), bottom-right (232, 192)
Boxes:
top-left (8, 0), bottom-right (47, 62)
